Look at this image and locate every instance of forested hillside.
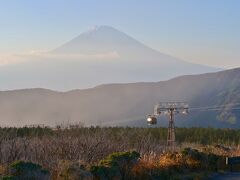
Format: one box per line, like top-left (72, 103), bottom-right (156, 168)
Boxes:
top-left (0, 68), bottom-right (239, 127)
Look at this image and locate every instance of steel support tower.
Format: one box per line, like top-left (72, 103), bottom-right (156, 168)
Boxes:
top-left (148, 102), bottom-right (188, 149)
top-left (167, 108), bottom-right (175, 146)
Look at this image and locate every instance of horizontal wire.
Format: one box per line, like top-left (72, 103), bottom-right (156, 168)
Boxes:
top-left (99, 103), bottom-right (240, 125)
top-left (190, 106), bottom-right (240, 112)
top-left (189, 102), bottom-right (240, 111)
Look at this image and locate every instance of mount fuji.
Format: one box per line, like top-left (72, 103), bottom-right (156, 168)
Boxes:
top-left (0, 26), bottom-right (219, 90)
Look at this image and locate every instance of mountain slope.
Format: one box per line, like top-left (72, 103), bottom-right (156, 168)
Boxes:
top-left (52, 25), bottom-right (148, 54)
top-left (0, 26), bottom-right (219, 90)
top-left (0, 68), bottom-right (239, 128)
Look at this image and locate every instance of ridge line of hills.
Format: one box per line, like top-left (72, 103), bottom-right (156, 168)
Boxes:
top-left (0, 67), bottom-right (239, 128)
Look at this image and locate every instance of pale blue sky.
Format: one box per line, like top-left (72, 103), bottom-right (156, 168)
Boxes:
top-left (0, 0), bottom-right (239, 68)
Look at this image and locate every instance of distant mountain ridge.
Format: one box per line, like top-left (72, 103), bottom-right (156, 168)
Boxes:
top-left (0, 25), bottom-right (219, 90)
top-left (0, 68), bottom-right (239, 128)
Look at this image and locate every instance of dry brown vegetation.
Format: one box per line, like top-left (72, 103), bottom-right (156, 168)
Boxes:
top-left (0, 126), bottom-right (239, 179)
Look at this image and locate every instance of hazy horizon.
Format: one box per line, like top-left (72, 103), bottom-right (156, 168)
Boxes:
top-left (0, 0), bottom-right (240, 69)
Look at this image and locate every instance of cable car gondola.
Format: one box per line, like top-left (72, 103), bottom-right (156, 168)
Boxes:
top-left (147, 115), bottom-right (157, 125)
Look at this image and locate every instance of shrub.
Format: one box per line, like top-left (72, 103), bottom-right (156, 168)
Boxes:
top-left (91, 151), bottom-right (140, 179)
top-left (181, 147), bottom-right (224, 171)
top-left (57, 160), bottom-right (93, 180)
top-left (2, 176), bottom-right (16, 180)
top-left (3, 161), bottom-right (50, 180)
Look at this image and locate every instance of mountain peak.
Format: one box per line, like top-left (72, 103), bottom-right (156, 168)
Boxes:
top-left (85, 25), bottom-right (117, 33)
top-left (79, 25), bottom-right (126, 38)
top-left (52, 25), bottom-right (144, 54)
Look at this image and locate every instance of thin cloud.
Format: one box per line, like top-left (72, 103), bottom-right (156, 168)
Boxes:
top-left (0, 51), bottom-right (120, 66)
top-left (0, 54), bottom-right (26, 66)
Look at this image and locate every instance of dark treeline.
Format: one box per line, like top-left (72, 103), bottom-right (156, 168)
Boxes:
top-left (0, 126), bottom-right (240, 145)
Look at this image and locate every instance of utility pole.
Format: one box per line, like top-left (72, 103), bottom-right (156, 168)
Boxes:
top-left (147, 102), bottom-right (188, 150)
